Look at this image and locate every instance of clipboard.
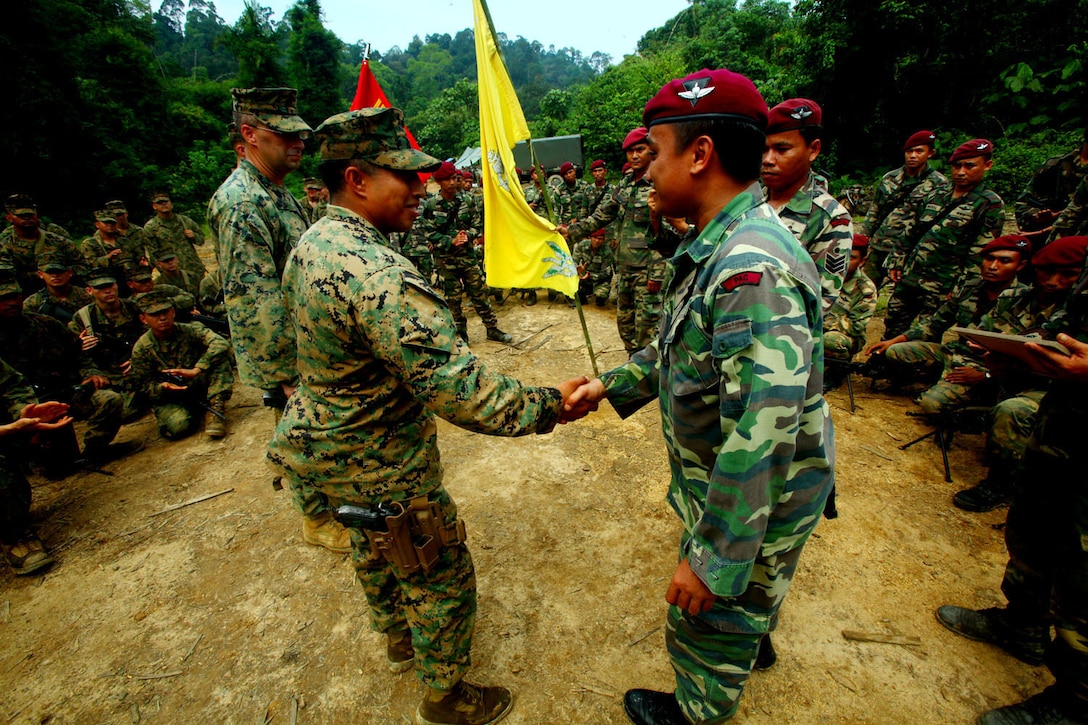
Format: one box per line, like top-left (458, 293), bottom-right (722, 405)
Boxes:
top-left (951, 326), bottom-right (1070, 375)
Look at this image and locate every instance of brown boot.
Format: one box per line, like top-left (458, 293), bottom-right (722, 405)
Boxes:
top-left (301, 512), bottom-right (352, 553)
top-left (205, 394), bottom-right (228, 439)
top-left (1, 530), bottom-right (55, 576)
top-left (386, 627), bottom-right (415, 673)
top-left (416, 680), bottom-right (513, 725)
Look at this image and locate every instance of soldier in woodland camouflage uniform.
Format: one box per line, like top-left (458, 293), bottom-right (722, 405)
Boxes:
top-left (1015, 128), bottom-right (1088, 236)
top-left (207, 86), bottom-right (350, 553)
top-left (103, 200), bottom-right (153, 271)
top-left (130, 291), bottom-right (233, 439)
top-left (565, 127), bottom-right (670, 355)
top-left (1050, 175), bottom-right (1088, 242)
top-left (300, 178), bottom-right (328, 224)
top-left (553, 161), bottom-right (590, 224)
top-left (761, 98), bottom-right (853, 314)
top-left (586, 159), bottom-right (617, 245)
top-left (1, 194), bottom-right (86, 294)
top-left (937, 239), bottom-right (1088, 725)
top-left (22, 255), bottom-right (93, 324)
top-left (126, 267), bottom-right (196, 314)
top-left (266, 107), bottom-right (586, 725)
top-left (824, 235), bottom-right (877, 362)
top-left (574, 230), bottom-right (615, 306)
top-left (419, 161), bottom-right (511, 343)
top-left (397, 207), bottom-right (434, 283)
top-left (142, 192), bottom-right (208, 281)
top-left (565, 69), bottom-right (834, 725)
top-left (858, 130), bottom-right (949, 287)
top-left (152, 251), bottom-right (201, 299)
top-left (882, 139), bottom-right (1006, 338)
top-left (81, 209), bottom-right (137, 294)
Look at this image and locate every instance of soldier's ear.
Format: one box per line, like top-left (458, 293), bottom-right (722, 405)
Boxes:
top-left (343, 165), bottom-right (368, 197)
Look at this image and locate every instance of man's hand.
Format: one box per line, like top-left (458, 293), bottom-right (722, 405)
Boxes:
top-left (183, 229), bottom-right (196, 239)
top-left (163, 367), bottom-right (201, 380)
top-left (888, 268), bottom-right (902, 283)
top-left (666, 559), bottom-right (716, 616)
top-left (1025, 333), bottom-right (1088, 381)
top-left (865, 334), bottom-right (907, 357)
top-left (7, 401), bottom-right (73, 434)
top-left (78, 328), bottom-right (99, 351)
top-left (944, 366), bottom-right (987, 385)
top-left (107, 248), bottom-right (124, 259)
top-left (120, 360), bottom-right (132, 376)
top-left (556, 224), bottom-right (570, 240)
top-left (83, 375), bottom-right (110, 390)
top-left (560, 377), bottom-right (605, 423)
top-left (452, 230), bottom-right (469, 247)
top-left (281, 382), bottom-right (297, 399)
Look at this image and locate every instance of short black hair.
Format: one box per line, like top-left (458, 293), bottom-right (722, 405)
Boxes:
top-left (320, 158), bottom-right (378, 195)
top-left (798, 125), bottom-right (822, 145)
top-left (670, 118), bottom-right (766, 182)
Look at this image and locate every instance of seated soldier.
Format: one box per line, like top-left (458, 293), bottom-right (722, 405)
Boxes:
top-left (22, 254), bottom-right (93, 324)
top-left (0, 278), bottom-right (134, 467)
top-left (0, 358), bottom-right (71, 575)
top-left (126, 267), bottom-right (196, 318)
top-left (824, 235), bottom-right (878, 387)
top-left (951, 235), bottom-right (1088, 512)
top-left (152, 251), bottom-right (201, 299)
top-left (130, 291), bottom-right (234, 440)
top-left (574, 229), bottom-right (615, 307)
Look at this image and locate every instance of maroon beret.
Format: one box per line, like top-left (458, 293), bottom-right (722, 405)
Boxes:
top-left (949, 138), bottom-right (994, 162)
top-left (642, 69), bottom-right (767, 130)
top-left (590, 159), bottom-right (606, 171)
top-left (979, 235), bottom-right (1031, 257)
top-left (903, 130), bottom-right (937, 150)
top-left (461, 170), bottom-right (474, 180)
top-left (433, 161), bottom-right (458, 180)
top-left (766, 98), bottom-right (822, 135)
top-left (559, 161), bottom-right (575, 173)
top-left (1033, 236), bottom-right (1088, 268)
top-left (621, 162), bottom-right (632, 174)
top-left (852, 234), bottom-right (870, 252)
top-left (622, 127), bottom-right (648, 150)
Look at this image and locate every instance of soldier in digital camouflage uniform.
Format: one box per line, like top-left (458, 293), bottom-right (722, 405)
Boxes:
top-left (81, 209), bottom-right (137, 294)
top-left (301, 178), bottom-right (328, 225)
top-left (130, 291), bottom-right (233, 439)
top-left (419, 161), bottom-right (511, 343)
top-left (574, 230), bottom-right (615, 306)
top-left (565, 127), bottom-right (671, 355)
top-left (152, 251), bottom-right (201, 299)
top-left (882, 138), bottom-right (1006, 338)
top-left (564, 68), bottom-right (834, 725)
top-left (824, 234), bottom-right (877, 362)
top-left (937, 235), bottom-right (1088, 725)
top-left (126, 267), bottom-right (196, 315)
top-left (1, 194), bottom-right (86, 294)
top-left (1015, 128), bottom-right (1087, 236)
top-left (207, 86), bottom-right (350, 553)
top-left (857, 130), bottom-right (949, 287)
top-left (142, 191), bottom-right (208, 282)
top-left (22, 254), bottom-right (93, 325)
top-left (761, 98), bottom-right (853, 314)
top-left (266, 107), bottom-right (586, 725)
top-left (103, 200), bottom-right (153, 272)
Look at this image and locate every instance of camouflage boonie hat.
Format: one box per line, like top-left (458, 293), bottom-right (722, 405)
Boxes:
top-left (37, 254), bottom-right (69, 273)
top-left (94, 210), bottom-right (117, 223)
top-left (104, 199), bottom-right (128, 214)
top-left (87, 272), bottom-right (117, 287)
top-left (232, 87), bottom-right (312, 135)
top-left (315, 108), bottom-right (441, 172)
top-left (136, 290), bottom-right (174, 315)
top-left (4, 194), bottom-right (36, 215)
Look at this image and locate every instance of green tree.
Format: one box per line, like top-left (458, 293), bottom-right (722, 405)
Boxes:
top-left (412, 79), bottom-right (480, 160)
top-left (222, 1), bottom-right (286, 88)
top-left (286, 0), bottom-right (345, 124)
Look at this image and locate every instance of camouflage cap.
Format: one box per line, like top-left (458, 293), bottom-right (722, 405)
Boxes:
top-left (130, 267), bottom-right (154, 282)
top-left (87, 272), bottom-right (117, 287)
top-left (136, 290), bottom-right (174, 315)
top-left (315, 108), bottom-right (441, 172)
top-left (303, 177), bottom-right (324, 190)
top-left (157, 251), bottom-right (179, 262)
top-left (104, 199), bottom-right (128, 214)
top-left (37, 254), bottom-right (70, 272)
top-left (0, 279), bottom-right (21, 296)
top-left (150, 191), bottom-right (171, 203)
top-left (94, 210), bottom-right (117, 223)
top-left (232, 87), bottom-right (312, 135)
top-left (4, 193), bottom-right (36, 215)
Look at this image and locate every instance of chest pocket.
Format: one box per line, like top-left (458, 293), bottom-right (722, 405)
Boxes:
top-left (666, 311), bottom-right (752, 410)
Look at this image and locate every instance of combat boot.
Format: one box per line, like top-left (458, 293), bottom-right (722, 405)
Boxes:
top-left (525, 289), bottom-right (537, 306)
top-left (978, 687), bottom-right (1088, 725)
top-left (302, 511), bottom-right (352, 553)
top-left (753, 633), bottom-right (777, 671)
top-left (205, 394), bottom-right (228, 439)
top-left (416, 680), bottom-right (513, 725)
top-left (386, 627), bottom-right (414, 673)
top-left (485, 327), bottom-right (512, 343)
top-left (954, 474), bottom-right (1014, 512)
top-left (1, 530), bottom-right (54, 576)
top-left (935, 605), bottom-right (1049, 665)
top-left (622, 689), bottom-right (690, 725)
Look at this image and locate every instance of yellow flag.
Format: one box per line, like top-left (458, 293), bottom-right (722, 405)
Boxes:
top-left (473, 0), bottom-right (577, 296)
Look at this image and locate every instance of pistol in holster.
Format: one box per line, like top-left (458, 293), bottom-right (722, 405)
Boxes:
top-left (335, 496), bottom-right (466, 575)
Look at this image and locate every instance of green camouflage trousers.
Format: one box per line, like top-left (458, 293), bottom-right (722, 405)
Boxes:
top-left (340, 487), bottom-right (476, 691)
top-left (883, 283), bottom-right (942, 340)
top-left (824, 330), bottom-right (862, 361)
top-left (73, 388), bottom-right (124, 450)
top-left (153, 360), bottom-right (234, 440)
top-left (0, 450), bottom-right (31, 540)
top-left (579, 273), bottom-right (612, 305)
top-left (862, 248), bottom-right (891, 290)
top-left (436, 259), bottom-right (499, 333)
top-left (616, 265), bottom-right (662, 354)
top-left (405, 250), bottom-right (434, 286)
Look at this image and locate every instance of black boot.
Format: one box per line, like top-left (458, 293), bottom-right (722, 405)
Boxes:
top-left (954, 473), bottom-right (1014, 512)
top-left (753, 633), bottom-right (777, 670)
top-left (623, 690), bottom-right (689, 725)
top-left (935, 606), bottom-right (1049, 665)
top-left (978, 686), bottom-right (1088, 725)
top-left (525, 290), bottom-right (537, 306)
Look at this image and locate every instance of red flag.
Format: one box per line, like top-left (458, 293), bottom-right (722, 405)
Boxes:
top-left (350, 59), bottom-right (423, 153)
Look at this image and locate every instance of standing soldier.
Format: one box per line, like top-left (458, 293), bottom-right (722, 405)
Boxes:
top-left (564, 127), bottom-right (670, 355)
top-left (761, 98), bottom-right (853, 313)
top-left (300, 178), bottom-right (327, 224)
top-left (0, 194), bottom-right (86, 294)
top-left (573, 229), bottom-right (615, 307)
top-left (882, 139), bottom-right (1006, 338)
top-left (207, 86), bottom-right (350, 553)
top-left (553, 161), bottom-right (590, 224)
top-left (1015, 127), bottom-right (1087, 237)
top-left (858, 130), bottom-right (949, 287)
top-left (143, 191), bottom-right (208, 282)
top-left (586, 159), bottom-right (617, 246)
top-left (420, 161), bottom-right (512, 343)
top-left (103, 200), bottom-right (153, 270)
top-left (266, 107), bottom-right (586, 725)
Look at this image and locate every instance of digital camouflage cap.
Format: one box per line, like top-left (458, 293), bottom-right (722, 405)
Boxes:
top-left (232, 87), bottom-right (312, 135)
top-left (315, 108), bottom-right (441, 172)
top-left (136, 290), bottom-right (174, 315)
top-left (104, 199), bottom-right (128, 214)
top-left (4, 194), bottom-right (35, 215)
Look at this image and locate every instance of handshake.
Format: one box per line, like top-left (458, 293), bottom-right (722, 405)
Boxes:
top-left (555, 376), bottom-right (607, 424)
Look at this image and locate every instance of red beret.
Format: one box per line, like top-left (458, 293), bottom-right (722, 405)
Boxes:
top-left (559, 161), bottom-right (575, 173)
top-left (1032, 236), bottom-right (1088, 268)
top-left (461, 170), bottom-right (474, 180)
top-left (589, 227), bottom-right (607, 239)
top-left (949, 138), bottom-right (994, 162)
top-left (590, 159), bottom-right (606, 170)
top-left (766, 98), bottom-right (822, 135)
top-left (852, 234), bottom-right (870, 252)
top-left (433, 161), bottom-right (458, 180)
top-left (621, 162), bottom-right (631, 174)
top-left (903, 130), bottom-right (937, 150)
top-left (979, 235), bottom-right (1031, 257)
top-left (622, 127), bottom-right (648, 150)
top-left (642, 69), bottom-right (767, 130)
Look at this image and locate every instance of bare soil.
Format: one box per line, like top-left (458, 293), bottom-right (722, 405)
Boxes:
top-left (0, 297), bottom-right (1051, 725)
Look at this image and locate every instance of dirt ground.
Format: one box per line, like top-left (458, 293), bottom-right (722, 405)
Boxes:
top-left (0, 295), bottom-right (1053, 725)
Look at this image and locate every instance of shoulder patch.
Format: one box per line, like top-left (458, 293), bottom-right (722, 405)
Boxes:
top-left (830, 217), bottom-right (851, 227)
top-left (722, 271), bottom-right (763, 292)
